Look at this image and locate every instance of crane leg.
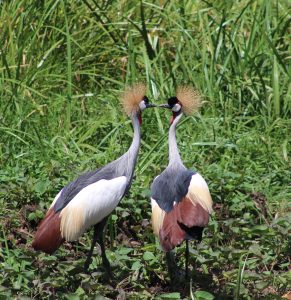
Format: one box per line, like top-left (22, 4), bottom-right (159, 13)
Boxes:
top-left (84, 218), bottom-right (109, 273)
top-left (84, 223), bottom-right (100, 272)
top-left (185, 239), bottom-right (189, 280)
top-left (97, 223), bottom-right (111, 276)
top-left (166, 251), bottom-right (176, 283)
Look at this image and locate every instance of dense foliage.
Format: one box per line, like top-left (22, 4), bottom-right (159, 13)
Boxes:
top-left (0, 0), bottom-right (290, 299)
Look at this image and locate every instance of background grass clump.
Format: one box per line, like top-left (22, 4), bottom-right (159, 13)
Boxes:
top-left (0, 0), bottom-right (290, 299)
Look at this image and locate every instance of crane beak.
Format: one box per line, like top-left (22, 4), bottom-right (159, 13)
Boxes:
top-left (158, 104), bottom-right (171, 109)
top-left (146, 103), bottom-right (157, 108)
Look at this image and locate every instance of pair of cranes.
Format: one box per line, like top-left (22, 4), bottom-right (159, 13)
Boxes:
top-left (32, 83), bottom-right (213, 280)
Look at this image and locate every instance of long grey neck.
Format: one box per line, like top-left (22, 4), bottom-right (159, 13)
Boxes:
top-left (127, 113), bottom-right (141, 165)
top-left (123, 113), bottom-right (141, 186)
top-left (168, 113), bottom-right (184, 167)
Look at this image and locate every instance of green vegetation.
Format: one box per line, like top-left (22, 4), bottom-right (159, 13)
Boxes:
top-left (0, 0), bottom-right (290, 299)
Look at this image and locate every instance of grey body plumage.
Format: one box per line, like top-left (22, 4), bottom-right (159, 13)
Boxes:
top-left (151, 167), bottom-right (194, 213)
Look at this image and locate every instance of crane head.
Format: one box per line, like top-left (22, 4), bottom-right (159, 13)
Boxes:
top-left (137, 95), bottom-right (156, 124)
top-left (121, 83), bottom-right (156, 124)
top-left (159, 97), bottom-right (182, 124)
top-left (159, 86), bottom-right (202, 124)
top-left (139, 95), bottom-right (156, 111)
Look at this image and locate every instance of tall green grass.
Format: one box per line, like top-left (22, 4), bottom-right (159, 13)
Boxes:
top-left (0, 0), bottom-right (290, 298)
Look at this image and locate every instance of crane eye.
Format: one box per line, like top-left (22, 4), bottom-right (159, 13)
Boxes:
top-left (172, 103), bottom-right (181, 112)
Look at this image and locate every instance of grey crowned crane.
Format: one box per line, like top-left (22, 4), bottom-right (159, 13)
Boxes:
top-left (150, 86), bottom-right (213, 280)
top-left (32, 83), bottom-right (156, 274)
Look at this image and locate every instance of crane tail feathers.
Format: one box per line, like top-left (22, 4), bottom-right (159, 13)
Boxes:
top-left (159, 197), bottom-right (209, 251)
top-left (32, 209), bottom-right (64, 254)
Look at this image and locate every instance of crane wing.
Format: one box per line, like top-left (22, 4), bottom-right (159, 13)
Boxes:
top-left (151, 172), bottom-right (213, 252)
top-left (187, 173), bottom-right (213, 214)
top-left (151, 198), bottom-right (165, 237)
top-left (151, 168), bottom-right (194, 213)
top-left (32, 176), bottom-right (127, 253)
top-left (53, 167), bottom-right (111, 212)
top-left (60, 176), bottom-right (127, 241)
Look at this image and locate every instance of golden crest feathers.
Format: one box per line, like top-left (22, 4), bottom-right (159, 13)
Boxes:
top-left (120, 83), bottom-right (146, 116)
top-left (176, 86), bottom-right (202, 115)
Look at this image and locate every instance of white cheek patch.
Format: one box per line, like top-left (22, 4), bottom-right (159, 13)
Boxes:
top-left (172, 103), bottom-right (181, 112)
top-left (139, 100), bottom-right (147, 111)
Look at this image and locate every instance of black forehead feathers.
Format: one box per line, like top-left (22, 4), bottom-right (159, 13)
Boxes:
top-left (143, 95), bottom-right (149, 104)
top-left (168, 96), bottom-right (178, 107)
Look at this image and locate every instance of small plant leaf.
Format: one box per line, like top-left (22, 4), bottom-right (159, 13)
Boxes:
top-left (193, 291), bottom-right (215, 300)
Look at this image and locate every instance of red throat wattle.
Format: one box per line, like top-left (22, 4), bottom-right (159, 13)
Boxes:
top-left (138, 114), bottom-right (142, 125)
top-left (170, 112), bottom-right (177, 124)
top-left (170, 115), bottom-right (174, 124)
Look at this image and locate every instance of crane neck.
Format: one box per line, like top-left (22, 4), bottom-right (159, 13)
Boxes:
top-left (121, 112), bottom-right (141, 189)
top-left (168, 112), bottom-right (184, 167)
top-left (128, 112), bottom-right (141, 159)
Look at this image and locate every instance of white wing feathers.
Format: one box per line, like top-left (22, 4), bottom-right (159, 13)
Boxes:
top-left (151, 198), bottom-right (165, 237)
top-left (60, 176), bottom-right (127, 241)
top-left (187, 173), bottom-right (213, 213)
